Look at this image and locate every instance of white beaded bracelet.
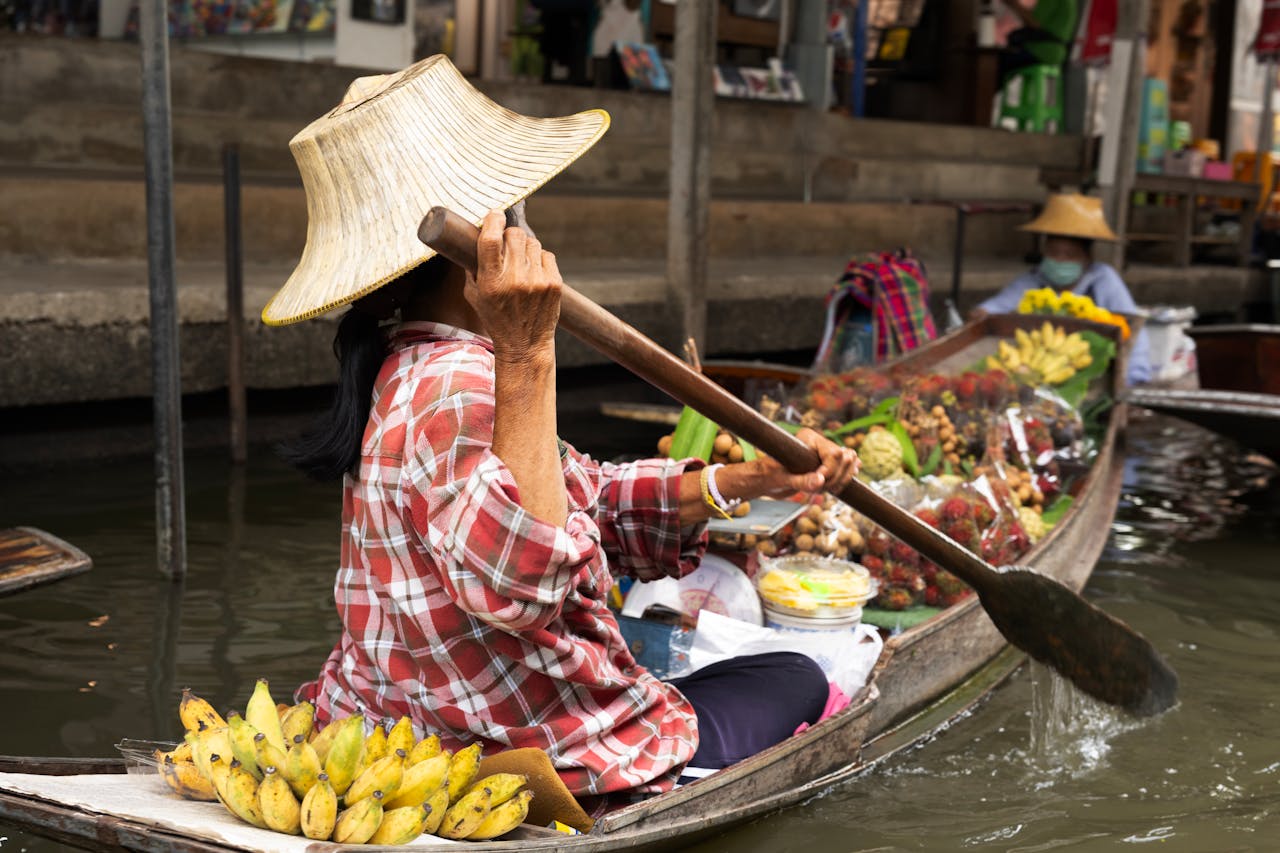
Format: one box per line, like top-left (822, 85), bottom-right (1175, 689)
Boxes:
top-left (705, 463), bottom-right (741, 515)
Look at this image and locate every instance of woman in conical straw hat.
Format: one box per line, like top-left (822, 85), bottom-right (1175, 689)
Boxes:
top-left (973, 193), bottom-right (1150, 384)
top-left (271, 56), bottom-right (860, 806)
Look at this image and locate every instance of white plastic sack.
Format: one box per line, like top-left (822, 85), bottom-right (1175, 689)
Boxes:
top-left (685, 610), bottom-right (884, 697)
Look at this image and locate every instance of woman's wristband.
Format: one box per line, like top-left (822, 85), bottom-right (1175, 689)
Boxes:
top-left (701, 463), bottom-right (741, 519)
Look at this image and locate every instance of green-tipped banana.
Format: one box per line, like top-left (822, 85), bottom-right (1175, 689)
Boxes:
top-left (220, 760), bottom-right (267, 828)
top-left (344, 750), bottom-right (405, 805)
top-left (179, 688), bottom-right (226, 733)
top-left (467, 772), bottom-right (527, 807)
top-left (383, 751), bottom-right (450, 809)
top-left (407, 733), bottom-right (442, 765)
top-left (438, 785), bottom-right (492, 839)
top-left (253, 731), bottom-right (289, 775)
top-left (257, 766), bottom-right (301, 835)
top-left (280, 701), bottom-right (316, 746)
top-left (283, 735), bottom-right (322, 800)
top-left (300, 772), bottom-right (338, 841)
top-left (245, 678), bottom-right (288, 754)
top-left (468, 788), bottom-right (533, 840)
top-left (422, 784), bottom-right (450, 835)
top-left (323, 713), bottom-right (366, 797)
top-left (385, 716), bottom-right (415, 756)
top-left (445, 742), bottom-right (483, 804)
top-left (369, 802), bottom-right (431, 845)
top-left (226, 713), bottom-right (263, 781)
top-left (333, 790), bottom-right (384, 844)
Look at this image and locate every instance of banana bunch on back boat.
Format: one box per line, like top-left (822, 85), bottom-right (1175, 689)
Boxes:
top-left (152, 680), bottom-right (532, 843)
top-left (986, 322), bottom-right (1093, 386)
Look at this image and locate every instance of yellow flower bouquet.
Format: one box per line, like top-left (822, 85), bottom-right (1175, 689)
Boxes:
top-left (1017, 287), bottom-right (1130, 341)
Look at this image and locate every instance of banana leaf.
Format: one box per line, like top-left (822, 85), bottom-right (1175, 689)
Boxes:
top-left (887, 420), bottom-right (920, 478)
top-left (826, 396), bottom-right (901, 438)
top-left (1053, 331), bottom-right (1117, 407)
top-left (919, 443), bottom-right (944, 477)
top-left (1040, 494), bottom-right (1074, 527)
top-left (738, 436), bottom-right (758, 462)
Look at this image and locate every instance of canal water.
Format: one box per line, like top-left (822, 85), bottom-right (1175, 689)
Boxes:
top-left (0, 405), bottom-right (1276, 852)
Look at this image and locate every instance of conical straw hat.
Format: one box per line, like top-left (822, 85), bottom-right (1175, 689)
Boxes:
top-left (1019, 193), bottom-right (1118, 242)
top-left (262, 55), bottom-right (610, 326)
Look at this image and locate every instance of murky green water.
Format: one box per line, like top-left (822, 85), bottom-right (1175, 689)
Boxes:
top-left (1, 410), bottom-right (1276, 851)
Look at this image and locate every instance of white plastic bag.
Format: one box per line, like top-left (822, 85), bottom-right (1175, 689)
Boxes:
top-left (683, 610), bottom-right (883, 697)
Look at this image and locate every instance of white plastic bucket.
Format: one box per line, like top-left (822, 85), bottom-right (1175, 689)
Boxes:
top-left (762, 602), bottom-right (862, 633)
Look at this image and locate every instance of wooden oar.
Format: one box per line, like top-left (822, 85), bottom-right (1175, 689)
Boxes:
top-left (418, 207), bottom-right (1178, 718)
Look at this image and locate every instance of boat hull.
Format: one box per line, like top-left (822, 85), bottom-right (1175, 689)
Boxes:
top-left (0, 315), bottom-right (1131, 851)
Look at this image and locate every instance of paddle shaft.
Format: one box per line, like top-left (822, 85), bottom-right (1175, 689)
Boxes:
top-left (418, 207), bottom-right (995, 595)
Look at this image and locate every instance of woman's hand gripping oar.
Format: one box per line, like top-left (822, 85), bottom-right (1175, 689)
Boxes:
top-left (418, 206), bottom-right (1178, 718)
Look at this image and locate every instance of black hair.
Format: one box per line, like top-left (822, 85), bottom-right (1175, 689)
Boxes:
top-left (281, 258), bottom-right (449, 481)
top-left (279, 308), bottom-right (386, 482)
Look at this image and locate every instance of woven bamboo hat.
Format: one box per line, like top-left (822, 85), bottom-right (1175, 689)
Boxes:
top-left (262, 55), bottom-right (610, 326)
top-left (1019, 193), bottom-right (1118, 242)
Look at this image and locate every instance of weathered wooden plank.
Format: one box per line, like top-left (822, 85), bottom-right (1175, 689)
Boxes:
top-left (0, 527), bottom-right (93, 596)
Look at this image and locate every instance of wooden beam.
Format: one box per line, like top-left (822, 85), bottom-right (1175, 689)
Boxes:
top-left (667, 0), bottom-right (717, 353)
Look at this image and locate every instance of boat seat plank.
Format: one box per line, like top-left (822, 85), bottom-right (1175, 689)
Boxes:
top-left (0, 527), bottom-right (93, 596)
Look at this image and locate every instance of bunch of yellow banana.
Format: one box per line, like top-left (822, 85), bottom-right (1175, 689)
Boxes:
top-left (157, 681), bottom-right (534, 843)
top-left (986, 322), bottom-right (1093, 386)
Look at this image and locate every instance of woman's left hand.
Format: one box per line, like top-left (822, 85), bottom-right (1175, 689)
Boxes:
top-left (748, 428), bottom-right (860, 498)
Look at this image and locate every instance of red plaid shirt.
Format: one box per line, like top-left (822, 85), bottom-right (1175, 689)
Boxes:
top-left (297, 321), bottom-right (706, 797)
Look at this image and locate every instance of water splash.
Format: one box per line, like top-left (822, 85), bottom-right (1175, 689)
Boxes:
top-left (1020, 662), bottom-right (1144, 788)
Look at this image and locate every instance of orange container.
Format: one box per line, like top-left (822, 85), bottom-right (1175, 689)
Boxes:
top-left (1229, 151), bottom-right (1280, 213)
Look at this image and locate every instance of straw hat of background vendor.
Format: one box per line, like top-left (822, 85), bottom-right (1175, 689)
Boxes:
top-left (261, 55), bottom-right (610, 326)
top-left (1018, 193), bottom-right (1119, 243)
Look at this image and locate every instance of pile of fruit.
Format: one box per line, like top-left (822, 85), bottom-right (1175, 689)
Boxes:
top-left (985, 323), bottom-right (1094, 386)
top-left (154, 680), bottom-right (532, 843)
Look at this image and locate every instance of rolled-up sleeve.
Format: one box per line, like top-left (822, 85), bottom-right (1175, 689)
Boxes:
top-left (404, 385), bottom-right (600, 633)
top-left (586, 457), bottom-right (708, 582)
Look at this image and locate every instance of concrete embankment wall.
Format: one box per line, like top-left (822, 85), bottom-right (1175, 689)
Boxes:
top-left (7, 35), bottom-right (1261, 414)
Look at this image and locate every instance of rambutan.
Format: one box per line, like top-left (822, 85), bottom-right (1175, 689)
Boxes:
top-left (914, 507), bottom-right (940, 529)
top-left (876, 586), bottom-right (915, 611)
top-left (860, 554), bottom-right (885, 576)
top-left (889, 540), bottom-right (920, 567)
top-left (867, 530), bottom-right (891, 557)
top-left (934, 570), bottom-right (968, 597)
top-left (940, 497), bottom-right (971, 522)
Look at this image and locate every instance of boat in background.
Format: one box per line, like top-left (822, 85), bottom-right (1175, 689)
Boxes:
top-left (1128, 324), bottom-right (1280, 460)
top-left (0, 314), bottom-right (1133, 852)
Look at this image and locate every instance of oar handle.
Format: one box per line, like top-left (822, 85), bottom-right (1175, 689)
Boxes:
top-left (418, 207), bottom-right (994, 593)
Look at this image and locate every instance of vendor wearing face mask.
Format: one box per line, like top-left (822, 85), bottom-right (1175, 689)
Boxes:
top-left (972, 193), bottom-right (1151, 384)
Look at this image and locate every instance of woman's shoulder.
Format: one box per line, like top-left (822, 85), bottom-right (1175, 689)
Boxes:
top-left (392, 339), bottom-right (496, 407)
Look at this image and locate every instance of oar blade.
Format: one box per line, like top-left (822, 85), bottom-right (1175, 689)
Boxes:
top-left (981, 567), bottom-right (1178, 717)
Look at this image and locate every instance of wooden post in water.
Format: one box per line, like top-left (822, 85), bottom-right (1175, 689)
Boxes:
top-left (139, 0), bottom-right (187, 579)
top-left (666, 0), bottom-right (716, 353)
top-left (223, 144), bottom-right (247, 465)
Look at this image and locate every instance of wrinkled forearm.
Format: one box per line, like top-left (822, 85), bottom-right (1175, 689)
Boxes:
top-left (491, 346), bottom-right (567, 527)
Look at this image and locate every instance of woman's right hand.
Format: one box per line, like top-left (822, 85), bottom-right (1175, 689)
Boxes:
top-left (468, 209), bottom-right (563, 364)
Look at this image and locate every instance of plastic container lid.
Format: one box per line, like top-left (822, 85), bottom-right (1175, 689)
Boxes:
top-left (755, 555), bottom-right (877, 620)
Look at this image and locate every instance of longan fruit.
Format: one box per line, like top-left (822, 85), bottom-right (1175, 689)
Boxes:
top-left (713, 433), bottom-right (734, 455)
top-left (657, 434), bottom-right (673, 456)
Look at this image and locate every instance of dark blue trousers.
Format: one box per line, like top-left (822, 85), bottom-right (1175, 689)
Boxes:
top-left (667, 651), bottom-right (829, 771)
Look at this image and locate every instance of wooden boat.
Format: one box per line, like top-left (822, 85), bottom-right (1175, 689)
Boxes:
top-left (1127, 324), bottom-right (1280, 460)
top-left (0, 314), bottom-right (1131, 852)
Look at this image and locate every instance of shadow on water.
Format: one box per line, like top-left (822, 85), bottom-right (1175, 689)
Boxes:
top-left (1, 407), bottom-right (1277, 851)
